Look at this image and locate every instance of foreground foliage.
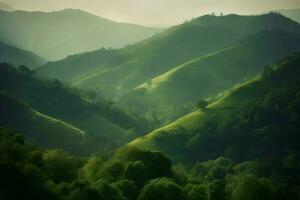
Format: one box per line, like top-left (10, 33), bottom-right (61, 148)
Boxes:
top-left (0, 128), bottom-right (300, 200)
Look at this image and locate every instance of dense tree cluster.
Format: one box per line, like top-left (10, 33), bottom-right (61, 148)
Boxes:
top-left (1, 127), bottom-right (300, 200)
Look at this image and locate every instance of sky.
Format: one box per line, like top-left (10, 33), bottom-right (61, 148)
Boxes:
top-left (4, 0), bottom-right (300, 26)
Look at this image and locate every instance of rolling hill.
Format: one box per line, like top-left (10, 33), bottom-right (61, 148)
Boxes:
top-left (129, 54), bottom-right (300, 164)
top-left (0, 63), bottom-right (154, 154)
top-left (121, 30), bottom-right (300, 122)
top-left (38, 13), bottom-right (300, 99)
top-left (0, 91), bottom-right (86, 154)
top-left (0, 9), bottom-right (161, 60)
top-left (0, 42), bottom-right (46, 68)
top-left (277, 8), bottom-right (300, 23)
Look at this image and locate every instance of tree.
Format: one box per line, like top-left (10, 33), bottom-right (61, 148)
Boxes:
top-left (231, 175), bottom-right (276, 200)
top-left (113, 179), bottom-right (138, 200)
top-left (138, 178), bottom-right (185, 200)
top-left (185, 184), bottom-right (208, 200)
top-left (196, 100), bottom-right (209, 110)
top-left (208, 180), bottom-right (225, 200)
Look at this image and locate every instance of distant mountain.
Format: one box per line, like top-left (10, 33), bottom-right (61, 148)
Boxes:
top-left (0, 2), bottom-right (14, 11)
top-left (0, 42), bottom-right (46, 68)
top-left (121, 30), bottom-right (300, 122)
top-left (38, 13), bottom-right (300, 99)
top-left (277, 9), bottom-right (300, 23)
top-left (0, 64), bottom-right (154, 154)
top-left (129, 54), bottom-right (300, 163)
top-left (0, 9), bottom-right (162, 60)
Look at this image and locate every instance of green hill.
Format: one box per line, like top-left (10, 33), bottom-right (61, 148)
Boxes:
top-left (38, 13), bottom-right (300, 99)
top-left (277, 9), bottom-right (300, 23)
top-left (0, 9), bottom-right (161, 60)
top-left (122, 30), bottom-right (300, 122)
top-left (36, 48), bottom-right (132, 83)
top-left (0, 63), bottom-right (154, 153)
top-left (0, 91), bottom-right (86, 153)
top-left (0, 42), bottom-right (46, 68)
top-left (129, 54), bottom-right (300, 163)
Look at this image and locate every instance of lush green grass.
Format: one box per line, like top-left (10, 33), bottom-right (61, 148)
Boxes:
top-left (38, 13), bottom-right (300, 100)
top-left (121, 30), bottom-right (300, 122)
top-left (0, 91), bottom-right (86, 153)
top-left (0, 64), bottom-right (155, 154)
top-left (129, 54), bottom-right (300, 163)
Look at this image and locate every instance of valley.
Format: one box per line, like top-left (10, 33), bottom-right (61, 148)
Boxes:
top-left (1, 4), bottom-right (300, 200)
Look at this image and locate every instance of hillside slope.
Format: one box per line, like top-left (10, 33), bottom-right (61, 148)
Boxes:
top-left (129, 54), bottom-right (300, 163)
top-left (122, 30), bottom-right (300, 122)
top-left (0, 91), bottom-right (86, 153)
top-left (0, 42), bottom-right (46, 68)
top-left (0, 64), bottom-right (154, 152)
top-left (278, 9), bottom-right (300, 23)
top-left (0, 9), bottom-right (161, 60)
top-left (69, 13), bottom-right (300, 98)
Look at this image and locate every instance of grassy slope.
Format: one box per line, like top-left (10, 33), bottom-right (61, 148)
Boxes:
top-left (0, 9), bottom-right (161, 60)
top-left (0, 64), bottom-right (141, 148)
top-left (73, 13), bottom-right (300, 98)
top-left (125, 30), bottom-right (300, 121)
top-left (277, 9), bottom-right (300, 23)
top-left (38, 48), bottom-right (132, 83)
top-left (128, 55), bottom-right (300, 163)
top-left (0, 42), bottom-right (46, 69)
top-left (0, 91), bottom-right (86, 153)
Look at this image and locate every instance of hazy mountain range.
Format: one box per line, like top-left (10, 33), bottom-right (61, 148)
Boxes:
top-left (0, 8), bottom-right (162, 60)
top-left (38, 12), bottom-right (300, 122)
top-left (0, 42), bottom-right (46, 68)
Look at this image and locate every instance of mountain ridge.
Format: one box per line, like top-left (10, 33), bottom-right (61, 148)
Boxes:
top-left (0, 9), bottom-right (162, 60)
top-left (0, 41), bottom-right (46, 68)
top-left (128, 54), bottom-right (300, 163)
top-left (38, 13), bottom-right (300, 99)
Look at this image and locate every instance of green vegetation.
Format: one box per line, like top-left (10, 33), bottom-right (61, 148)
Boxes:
top-left (37, 13), bottom-right (300, 121)
top-left (0, 63), bottom-right (155, 154)
top-left (0, 91), bottom-right (86, 154)
top-left (2, 8), bottom-right (300, 200)
top-left (277, 9), bottom-right (300, 23)
top-left (196, 100), bottom-right (209, 110)
top-left (1, 123), bottom-right (300, 200)
top-left (0, 9), bottom-right (161, 60)
top-left (0, 42), bottom-right (46, 68)
top-left (122, 30), bottom-right (300, 122)
top-left (40, 13), bottom-right (300, 89)
top-left (130, 54), bottom-right (300, 164)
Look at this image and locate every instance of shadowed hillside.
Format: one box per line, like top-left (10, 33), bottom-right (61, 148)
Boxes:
top-left (0, 91), bottom-right (86, 153)
top-left (277, 9), bottom-right (300, 23)
top-left (0, 63), bottom-right (155, 154)
top-left (0, 42), bottom-right (46, 68)
top-left (0, 9), bottom-right (162, 60)
top-left (121, 30), bottom-right (300, 122)
top-left (129, 54), bottom-right (300, 163)
top-left (38, 13), bottom-right (300, 100)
